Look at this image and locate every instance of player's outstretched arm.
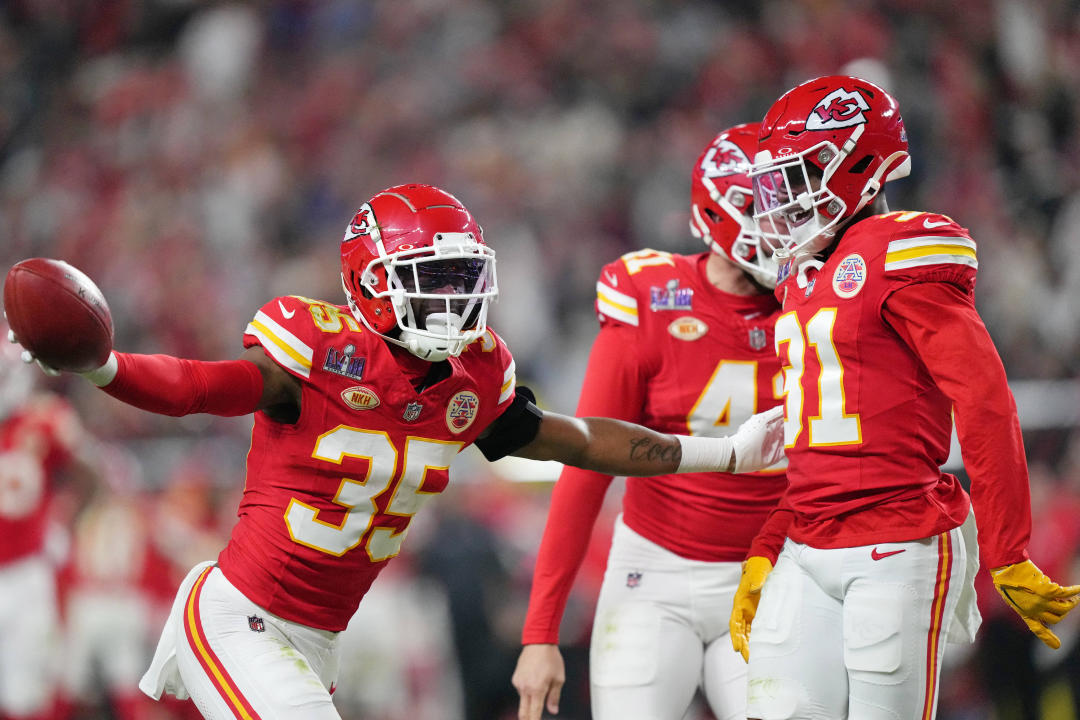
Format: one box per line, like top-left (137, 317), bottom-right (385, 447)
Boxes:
top-left (512, 644), bottom-right (565, 720)
top-left (11, 329), bottom-right (299, 418)
top-left (510, 406), bottom-right (784, 477)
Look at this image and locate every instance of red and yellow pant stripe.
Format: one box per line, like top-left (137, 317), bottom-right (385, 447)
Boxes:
top-left (184, 566), bottom-right (263, 720)
top-left (921, 530), bottom-right (953, 720)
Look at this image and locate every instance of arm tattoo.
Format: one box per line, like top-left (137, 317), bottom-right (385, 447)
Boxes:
top-left (629, 436), bottom-right (681, 466)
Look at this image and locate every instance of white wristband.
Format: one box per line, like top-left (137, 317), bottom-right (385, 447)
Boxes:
top-left (675, 434), bottom-right (734, 474)
top-left (81, 352), bottom-right (118, 387)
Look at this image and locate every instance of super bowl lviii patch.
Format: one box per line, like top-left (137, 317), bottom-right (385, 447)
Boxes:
top-left (324, 344), bottom-right (365, 380)
top-left (650, 279), bottom-right (693, 311)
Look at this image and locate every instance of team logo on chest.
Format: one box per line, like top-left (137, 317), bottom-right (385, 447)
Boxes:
top-left (402, 401), bottom-right (423, 422)
top-left (341, 385), bottom-right (380, 410)
top-left (668, 316), bottom-right (708, 341)
top-left (650, 279), bottom-right (693, 311)
top-left (832, 253), bottom-right (867, 299)
top-left (323, 344), bottom-right (365, 380)
top-left (446, 391), bottom-right (480, 434)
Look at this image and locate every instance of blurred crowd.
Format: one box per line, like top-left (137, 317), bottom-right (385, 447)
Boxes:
top-left (1, 1), bottom-right (1079, 718)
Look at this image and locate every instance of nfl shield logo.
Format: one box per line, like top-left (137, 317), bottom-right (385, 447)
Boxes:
top-left (748, 327), bottom-right (767, 350)
top-left (402, 402), bottom-right (423, 422)
top-left (626, 571), bottom-right (643, 589)
top-left (248, 615), bottom-right (265, 632)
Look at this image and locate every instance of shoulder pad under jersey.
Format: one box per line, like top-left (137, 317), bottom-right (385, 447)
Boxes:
top-left (850, 211), bottom-right (978, 291)
top-left (243, 295), bottom-right (363, 380)
top-left (462, 327), bottom-right (519, 409)
top-left (594, 248), bottom-right (689, 328)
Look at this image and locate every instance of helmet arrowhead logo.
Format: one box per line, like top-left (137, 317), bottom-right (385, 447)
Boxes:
top-left (806, 88), bottom-right (870, 130)
top-left (343, 207), bottom-right (373, 241)
top-left (701, 139), bottom-right (751, 178)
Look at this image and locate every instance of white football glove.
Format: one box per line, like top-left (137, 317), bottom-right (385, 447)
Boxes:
top-left (676, 406), bottom-right (786, 474)
top-left (7, 327), bottom-right (60, 376)
top-left (7, 327), bottom-right (116, 385)
top-left (730, 405), bottom-right (786, 473)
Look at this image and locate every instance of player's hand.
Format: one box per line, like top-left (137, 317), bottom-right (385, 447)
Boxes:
top-left (7, 325), bottom-right (116, 385)
top-left (731, 406), bottom-right (786, 473)
top-left (730, 555), bottom-right (773, 662)
top-left (991, 559), bottom-right (1080, 649)
top-left (512, 644), bottom-right (565, 719)
top-left (7, 326), bottom-right (60, 376)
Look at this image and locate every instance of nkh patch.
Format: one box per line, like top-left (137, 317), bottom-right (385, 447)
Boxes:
top-left (248, 615), bottom-right (265, 632)
top-left (626, 571), bottom-right (643, 588)
top-left (650, 279), bottom-right (693, 311)
top-left (341, 385), bottom-right (380, 410)
top-left (668, 316), bottom-right (708, 341)
top-left (446, 391), bottom-right (480, 434)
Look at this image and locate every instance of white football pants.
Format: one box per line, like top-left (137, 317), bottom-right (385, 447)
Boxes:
top-left (746, 510), bottom-right (980, 720)
top-left (590, 516), bottom-right (747, 720)
top-left (140, 562), bottom-right (341, 720)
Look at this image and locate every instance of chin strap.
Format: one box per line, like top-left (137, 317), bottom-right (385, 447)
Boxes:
top-left (400, 312), bottom-right (468, 362)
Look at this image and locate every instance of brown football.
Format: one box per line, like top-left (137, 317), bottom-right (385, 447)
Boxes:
top-left (3, 258), bottom-right (113, 372)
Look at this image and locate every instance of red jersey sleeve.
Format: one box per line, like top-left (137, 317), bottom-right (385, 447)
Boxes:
top-left (746, 493), bottom-right (794, 564)
top-left (243, 295), bottom-right (346, 381)
top-left (879, 212), bottom-right (978, 293)
top-left (520, 316), bottom-right (654, 644)
top-left (882, 281), bottom-right (1030, 569)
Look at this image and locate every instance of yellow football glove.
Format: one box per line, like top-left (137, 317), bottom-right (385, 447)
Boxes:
top-left (990, 559), bottom-right (1080, 649)
top-left (730, 556), bottom-right (773, 662)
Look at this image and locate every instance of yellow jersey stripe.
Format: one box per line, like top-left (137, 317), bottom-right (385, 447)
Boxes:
top-left (246, 316), bottom-right (313, 378)
top-left (498, 375), bottom-right (516, 405)
top-left (884, 254), bottom-right (978, 272)
top-left (886, 243), bottom-right (977, 263)
top-left (596, 282), bottom-right (639, 326)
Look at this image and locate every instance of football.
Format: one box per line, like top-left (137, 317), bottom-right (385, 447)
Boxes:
top-left (3, 258), bottom-right (114, 373)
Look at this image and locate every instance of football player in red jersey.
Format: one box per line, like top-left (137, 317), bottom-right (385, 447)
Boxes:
top-left (0, 320), bottom-right (97, 720)
top-left (732, 75), bottom-right (1080, 720)
top-left (9, 183), bottom-right (785, 720)
top-left (512, 125), bottom-right (788, 720)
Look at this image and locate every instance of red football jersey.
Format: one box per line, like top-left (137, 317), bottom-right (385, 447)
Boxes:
top-left (591, 250), bottom-right (787, 559)
top-left (0, 395), bottom-right (80, 564)
top-left (774, 210), bottom-right (1027, 560)
top-left (217, 295), bottom-right (516, 631)
top-left (522, 250), bottom-right (787, 643)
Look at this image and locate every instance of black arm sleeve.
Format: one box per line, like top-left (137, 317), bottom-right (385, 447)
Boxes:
top-left (474, 386), bottom-right (544, 461)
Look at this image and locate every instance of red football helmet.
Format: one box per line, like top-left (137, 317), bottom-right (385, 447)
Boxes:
top-left (340, 184), bottom-right (498, 361)
top-left (689, 122), bottom-right (778, 288)
top-left (750, 75), bottom-right (911, 259)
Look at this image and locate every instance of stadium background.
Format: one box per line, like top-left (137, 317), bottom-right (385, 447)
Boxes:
top-left (1, 1), bottom-right (1079, 718)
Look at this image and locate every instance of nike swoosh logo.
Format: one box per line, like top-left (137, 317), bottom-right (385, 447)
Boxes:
top-left (870, 547), bottom-right (906, 561)
top-left (604, 272), bottom-right (618, 287)
top-left (923, 218), bottom-right (950, 229)
top-left (278, 300), bottom-right (296, 319)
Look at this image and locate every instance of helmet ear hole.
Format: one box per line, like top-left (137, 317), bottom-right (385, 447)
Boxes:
top-left (849, 155), bottom-right (874, 174)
